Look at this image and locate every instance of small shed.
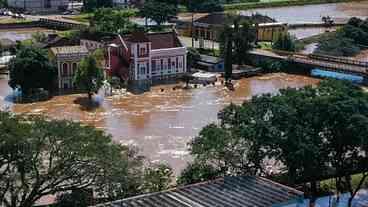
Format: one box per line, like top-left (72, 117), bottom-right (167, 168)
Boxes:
top-left (196, 55), bottom-right (224, 72)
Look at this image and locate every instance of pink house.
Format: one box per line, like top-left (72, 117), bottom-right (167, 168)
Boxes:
top-left (80, 30), bottom-right (187, 88)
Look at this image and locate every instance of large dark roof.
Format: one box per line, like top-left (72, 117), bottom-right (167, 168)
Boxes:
top-left (147, 31), bottom-right (183, 49)
top-left (80, 31), bottom-right (118, 42)
top-left (194, 13), bottom-right (275, 26)
top-left (122, 31), bottom-right (183, 50)
top-left (96, 176), bottom-right (303, 207)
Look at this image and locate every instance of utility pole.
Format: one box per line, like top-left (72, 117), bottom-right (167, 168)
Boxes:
top-left (191, 11), bottom-right (194, 48)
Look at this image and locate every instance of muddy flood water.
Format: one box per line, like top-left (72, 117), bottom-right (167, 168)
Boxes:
top-left (0, 73), bottom-right (320, 174)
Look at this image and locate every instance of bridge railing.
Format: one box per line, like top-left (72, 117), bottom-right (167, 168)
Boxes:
top-left (267, 49), bottom-right (368, 68)
top-left (308, 54), bottom-right (368, 67)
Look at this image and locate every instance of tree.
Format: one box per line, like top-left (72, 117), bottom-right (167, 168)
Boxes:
top-left (233, 19), bottom-right (257, 65)
top-left (219, 17), bottom-right (256, 66)
top-left (315, 35), bottom-right (360, 57)
top-left (272, 33), bottom-right (296, 52)
top-left (142, 163), bottom-right (173, 192)
top-left (185, 79), bottom-right (368, 205)
top-left (177, 162), bottom-right (220, 186)
top-left (315, 80), bottom-right (368, 206)
top-left (92, 8), bottom-right (137, 34)
top-left (56, 189), bottom-right (92, 207)
top-left (223, 26), bottom-right (233, 82)
top-left (140, 0), bottom-right (177, 26)
top-left (0, 111), bottom-right (145, 207)
top-left (187, 47), bottom-right (200, 71)
top-left (185, 0), bottom-right (223, 13)
top-left (315, 17), bottom-right (368, 56)
top-left (83, 0), bottom-right (113, 11)
top-left (8, 46), bottom-right (56, 95)
top-left (74, 55), bottom-right (104, 101)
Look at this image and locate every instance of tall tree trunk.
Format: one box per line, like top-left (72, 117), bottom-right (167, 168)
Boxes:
top-left (88, 92), bottom-right (92, 100)
top-left (309, 181), bottom-right (318, 207)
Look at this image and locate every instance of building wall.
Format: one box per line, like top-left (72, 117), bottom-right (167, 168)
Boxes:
top-left (131, 46), bottom-right (187, 82)
top-left (257, 26), bottom-right (288, 42)
top-left (52, 53), bottom-right (88, 89)
top-left (7, 0), bottom-right (69, 11)
top-left (80, 39), bottom-right (104, 51)
top-left (192, 25), bottom-right (288, 42)
top-left (57, 61), bottom-right (79, 89)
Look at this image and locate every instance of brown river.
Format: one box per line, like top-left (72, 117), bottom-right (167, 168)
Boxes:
top-left (0, 73), bottom-right (320, 174)
top-left (1, 0), bottom-right (367, 174)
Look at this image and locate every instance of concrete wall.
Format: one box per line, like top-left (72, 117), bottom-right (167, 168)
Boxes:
top-left (7, 0), bottom-right (69, 11)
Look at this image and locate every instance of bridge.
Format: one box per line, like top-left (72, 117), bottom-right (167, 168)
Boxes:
top-left (249, 49), bottom-right (368, 78)
top-left (38, 17), bottom-right (87, 30)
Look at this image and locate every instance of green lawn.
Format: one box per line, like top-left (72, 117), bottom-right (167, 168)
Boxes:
top-left (0, 18), bottom-right (33, 24)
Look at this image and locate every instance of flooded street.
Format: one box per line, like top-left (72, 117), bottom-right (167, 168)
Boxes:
top-left (0, 73), bottom-right (319, 174)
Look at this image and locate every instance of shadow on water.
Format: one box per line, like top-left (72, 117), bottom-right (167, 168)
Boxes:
top-left (73, 96), bottom-right (101, 111)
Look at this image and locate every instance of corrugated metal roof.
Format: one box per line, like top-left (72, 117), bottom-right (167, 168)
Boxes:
top-left (96, 176), bottom-right (304, 207)
top-left (50, 45), bottom-right (89, 55)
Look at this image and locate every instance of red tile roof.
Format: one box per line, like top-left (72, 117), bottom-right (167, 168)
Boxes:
top-left (122, 31), bottom-right (183, 50)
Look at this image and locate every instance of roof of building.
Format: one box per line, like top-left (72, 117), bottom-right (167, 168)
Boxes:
top-left (199, 55), bottom-right (223, 64)
top-left (50, 45), bottom-right (89, 55)
top-left (35, 35), bottom-right (76, 49)
top-left (80, 31), bottom-right (118, 42)
top-left (96, 176), bottom-right (303, 207)
top-left (122, 31), bottom-right (184, 50)
top-left (194, 13), bottom-right (275, 26)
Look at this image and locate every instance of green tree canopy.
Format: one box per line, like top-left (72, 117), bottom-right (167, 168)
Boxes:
top-left (92, 8), bottom-right (137, 34)
top-left (315, 17), bottom-right (368, 56)
top-left (185, 79), bottom-right (368, 204)
top-left (219, 17), bottom-right (257, 66)
top-left (142, 163), bottom-right (173, 193)
top-left (272, 33), bottom-right (296, 52)
top-left (185, 0), bottom-right (223, 12)
top-left (83, 0), bottom-right (113, 12)
top-left (8, 46), bottom-right (56, 95)
top-left (139, 0), bottom-right (177, 26)
top-left (0, 111), bottom-right (144, 207)
top-left (74, 55), bottom-right (104, 100)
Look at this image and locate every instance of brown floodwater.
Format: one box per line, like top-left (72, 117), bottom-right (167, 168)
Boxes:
top-left (0, 73), bottom-right (320, 174)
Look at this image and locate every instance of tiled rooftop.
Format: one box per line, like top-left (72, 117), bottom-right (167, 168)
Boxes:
top-left (96, 176), bottom-right (304, 207)
top-left (122, 31), bottom-right (184, 50)
top-left (50, 45), bottom-right (89, 55)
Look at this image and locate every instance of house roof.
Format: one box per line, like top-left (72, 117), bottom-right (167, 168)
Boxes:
top-left (122, 31), bottom-right (183, 50)
top-left (199, 55), bottom-right (223, 64)
top-left (194, 13), bottom-right (275, 26)
top-left (50, 45), bottom-right (89, 55)
top-left (80, 31), bottom-right (118, 43)
top-left (95, 176), bottom-right (303, 207)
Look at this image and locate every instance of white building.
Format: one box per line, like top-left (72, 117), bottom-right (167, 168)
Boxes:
top-left (49, 45), bottom-right (89, 89)
top-left (7, 0), bottom-right (69, 12)
top-left (79, 31), bottom-right (187, 86)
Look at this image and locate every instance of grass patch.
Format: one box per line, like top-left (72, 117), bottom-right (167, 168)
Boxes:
top-left (223, 0), bottom-right (363, 11)
top-left (0, 18), bottom-right (33, 24)
top-left (65, 13), bottom-right (93, 23)
top-left (258, 41), bottom-right (272, 50)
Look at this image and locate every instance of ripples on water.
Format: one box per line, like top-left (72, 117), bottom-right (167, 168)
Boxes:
top-left (0, 73), bottom-right (319, 174)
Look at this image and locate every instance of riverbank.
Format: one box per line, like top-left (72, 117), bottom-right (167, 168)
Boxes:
top-left (223, 0), bottom-right (364, 11)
